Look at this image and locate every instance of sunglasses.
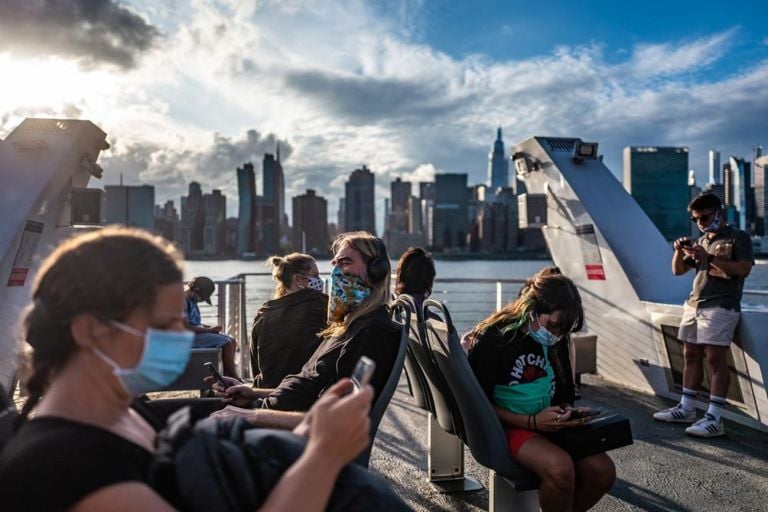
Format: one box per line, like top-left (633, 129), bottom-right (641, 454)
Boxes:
top-left (690, 211), bottom-right (714, 224)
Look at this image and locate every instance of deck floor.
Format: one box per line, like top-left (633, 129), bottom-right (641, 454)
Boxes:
top-left (370, 375), bottom-right (768, 512)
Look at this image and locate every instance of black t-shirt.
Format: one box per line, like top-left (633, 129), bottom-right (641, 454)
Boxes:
top-left (0, 417), bottom-right (152, 511)
top-left (467, 325), bottom-right (575, 408)
top-left (264, 306), bottom-right (400, 411)
top-left (685, 225), bottom-right (754, 311)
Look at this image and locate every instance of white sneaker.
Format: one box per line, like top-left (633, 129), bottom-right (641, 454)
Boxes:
top-left (653, 404), bottom-right (696, 423)
top-left (685, 413), bottom-right (725, 438)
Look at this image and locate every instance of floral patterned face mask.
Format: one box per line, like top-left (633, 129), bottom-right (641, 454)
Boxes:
top-left (328, 266), bottom-right (371, 322)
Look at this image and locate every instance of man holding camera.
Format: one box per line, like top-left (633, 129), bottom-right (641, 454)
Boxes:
top-left (653, 193), bottom-right (753, 437)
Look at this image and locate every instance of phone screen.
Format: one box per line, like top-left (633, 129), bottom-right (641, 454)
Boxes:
top-left (351, 356), bottom-right (376, 392)
top-left (571, 409), bottom-right (601, 419)
top-left (204, 362), bottom-right (228, 389)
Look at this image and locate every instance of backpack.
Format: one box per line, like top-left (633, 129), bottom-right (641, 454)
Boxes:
top-left (147, 406), bottom-right (409, 512)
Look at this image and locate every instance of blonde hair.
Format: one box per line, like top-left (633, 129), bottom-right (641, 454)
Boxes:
top-left (320, 231), bottom-right (391, 338)
top-left (266, 253), bottom-right (316, 298)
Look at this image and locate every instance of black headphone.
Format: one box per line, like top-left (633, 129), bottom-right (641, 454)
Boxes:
top-left (366, 237), bottom-right (390, 283)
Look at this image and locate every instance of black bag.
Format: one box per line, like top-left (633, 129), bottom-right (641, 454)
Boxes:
top-left (545, 413), bottom-right (633, 460)
top-left (148, 406), bottom-right (410, 512)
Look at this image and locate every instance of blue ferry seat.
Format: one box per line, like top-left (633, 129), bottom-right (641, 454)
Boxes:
top-left (0, 382), bottom-right (18, 454)
top-left (161, 348), bottom-right (221, 394)
top-left (355, 297), bottom-right (409, 468)
top-left (396, 294), bottom-right (434, 413)
top-left (397, 295), bottom-right (482, 493)
top-left (423, 299), bottom-right (541, 510)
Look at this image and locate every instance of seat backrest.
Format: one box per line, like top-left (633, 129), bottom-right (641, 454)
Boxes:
top-left (396, 294), bottom-right (434, 413)
top-left (356, 298), bottom-right (410, 467)
top-left (409, 302), bottom-right (466, 438)
top-left (163, 349), bottom-right (221, 392)
top-left (0, 382), bottom-right (18, 454)
top-left (424, 299), bottom-right (533, 479)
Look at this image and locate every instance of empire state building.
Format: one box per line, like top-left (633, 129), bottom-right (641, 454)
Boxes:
top-left (488, 127), bottom-right (508, 191)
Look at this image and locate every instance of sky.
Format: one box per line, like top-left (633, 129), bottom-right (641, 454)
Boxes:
top-left (1, 0), bottom-right (767, 229)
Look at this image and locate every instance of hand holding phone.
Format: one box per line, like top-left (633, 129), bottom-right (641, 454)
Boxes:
top-left (204, 362), bottom-right (229, 389)
top-left (350, 356), bottom-right (376, 393)
top-left (569, 408), bottom-right (602, 420)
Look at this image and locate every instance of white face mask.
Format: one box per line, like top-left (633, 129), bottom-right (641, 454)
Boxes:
top-left (304, 276), bottom-right (324, 292)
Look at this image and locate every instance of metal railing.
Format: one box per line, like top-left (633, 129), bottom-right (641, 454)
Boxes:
top-left (202, 273), bottom-right (768, 378)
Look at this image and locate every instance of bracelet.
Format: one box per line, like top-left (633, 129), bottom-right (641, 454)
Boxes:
top-left (532, 413), bottom-right (538, 432)
top-left (527, 414), bottom-right (533, 430)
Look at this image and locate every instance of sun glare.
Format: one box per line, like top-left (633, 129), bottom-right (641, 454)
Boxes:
top-left (0, 53), bottom-right (108, 118)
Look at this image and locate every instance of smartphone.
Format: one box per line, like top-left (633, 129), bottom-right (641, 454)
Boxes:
top-left (569, 409), bottom-right (602, 419)
top-left (680, 238), bottom-right (694, 248)
top-left (203, 362), bottom-right (229, 389)
top-left (351, 356), bottom-right (376, 392)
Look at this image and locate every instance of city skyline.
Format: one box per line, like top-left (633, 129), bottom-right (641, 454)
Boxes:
top-left (1, 1), bottom-right (768, 230)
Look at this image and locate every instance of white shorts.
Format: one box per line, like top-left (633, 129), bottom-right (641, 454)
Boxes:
top-left (678, 303), bottom-right (740, 347)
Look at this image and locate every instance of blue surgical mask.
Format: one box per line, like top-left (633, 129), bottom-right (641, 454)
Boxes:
top-left (528, 313), bottom-right (561, 347)
top-left (93, 321), bottom-right (194, 396)
top-left (700, 211), bottom-right (721, 233)
top-left (328, 266), bottom-right (371, 322)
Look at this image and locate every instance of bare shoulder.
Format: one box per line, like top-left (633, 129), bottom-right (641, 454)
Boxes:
top-left (70, 482), bottom-right (174, 512)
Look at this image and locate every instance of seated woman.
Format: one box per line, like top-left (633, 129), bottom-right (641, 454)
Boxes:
top-left (252, 253), bottom-right (327, 388)
top-left (0, 227), bottom-right (396, 512)
top-left (467, 272), bottom-right (615, 512)
top-left (211, 232), bottom-right (400, 429)
top-left (184, 276), bottom-right (240, 378)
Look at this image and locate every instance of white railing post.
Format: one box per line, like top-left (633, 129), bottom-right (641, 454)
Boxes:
top-left (496, 281), bottom-right (503, 312)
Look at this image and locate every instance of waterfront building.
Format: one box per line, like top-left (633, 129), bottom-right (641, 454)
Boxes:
top-left (727, 156), bottom-right (754, 232)
top-left (203, 189), bottom-right (227, 256)
top-left (292, 189), bottom-right (329, 255)
top-left (344, 165), bottom-right (376, 234)
top-left (336, 197), bottom-right (345, 233)
top-left (755, 155), bottom-right (768, 236)
top-left (384, 178), bottom-right (415, 256)
top-left (236, 162), bottom-right (258, 257)
top-left (70, 188), bottom-right (104, 225)
top-left (154, 200), bottom-right (179, 242)
top-left (623, 146), bottom-right (689, 241)
top-left (433, 173), bottom-right (469, 251)
top-left (709, 149), bottom-right (721, 184)
top-left (488, 127), bottom-right (509, 192)
top-left (518, 192), bottom-right (547, 251)
top-left (104, 184), bottom-right (155, 230)
top-left (180, 182), bottom-right (205, 255)
top-left (262, 151), bottom-right (285, 254)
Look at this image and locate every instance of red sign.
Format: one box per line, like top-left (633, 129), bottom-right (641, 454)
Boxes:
top-left (7, 267), bottom-right (29, 287)
top-left (585, 264), bottom-right (606, 280)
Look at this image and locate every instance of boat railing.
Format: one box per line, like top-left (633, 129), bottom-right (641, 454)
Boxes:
top-left (203, 273), bottom-right (768, 379)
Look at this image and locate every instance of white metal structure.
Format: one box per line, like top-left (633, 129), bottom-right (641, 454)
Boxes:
top-left (513, 136), bottom-right (768, 431)
top-left (0, 118), bottom-right (108, 395)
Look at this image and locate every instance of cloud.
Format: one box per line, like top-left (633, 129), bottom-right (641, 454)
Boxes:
top-left (100, 128), bottom-right (293, 213)
top-left (629, 30), bottom-right (734, 78)
top-left (0, 0), bottom-right (160, 69)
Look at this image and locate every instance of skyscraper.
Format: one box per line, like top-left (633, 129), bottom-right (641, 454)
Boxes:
top-left (623, 146), bottom-right (689, 240)
top-left (181, 182), bottom-right (205, 254)
top-left (708, 150), bottom-right (721, 185)
top-left (104, 184), bottom-right (155, 230)
top-left (755, 155), bottom-right (768, 236)
top-left (729, 156), bottom-right (753, 231)
top-left (203, 190), bottom-right (227, 255)
top-left (488, 127), bottom-right (509, 191)
top-left (293, 189), bottom-right (329, 255)
top-left (433, 173), bottom-right (469, 250)
top-left (344, 165), bottom-right (376, 234)
top-left (236, 162), bottom-right (257, 256)
top-left (384, 177), bottom-right (415, 256)
top-left (154, 200), bottom-right (179, 242)
top-left (262, 151), bottom-right (285, 254)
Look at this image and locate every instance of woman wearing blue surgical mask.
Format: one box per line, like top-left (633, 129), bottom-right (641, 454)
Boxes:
top-left (467, 273), bottom-right (615, 512)
top-left (0, 228), bottom-right (390, 512)
top-left (251, 253), bottom-right (328, 388)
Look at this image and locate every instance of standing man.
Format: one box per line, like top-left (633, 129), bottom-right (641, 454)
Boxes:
top-left (653, 193), bottom-right (753, 437)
